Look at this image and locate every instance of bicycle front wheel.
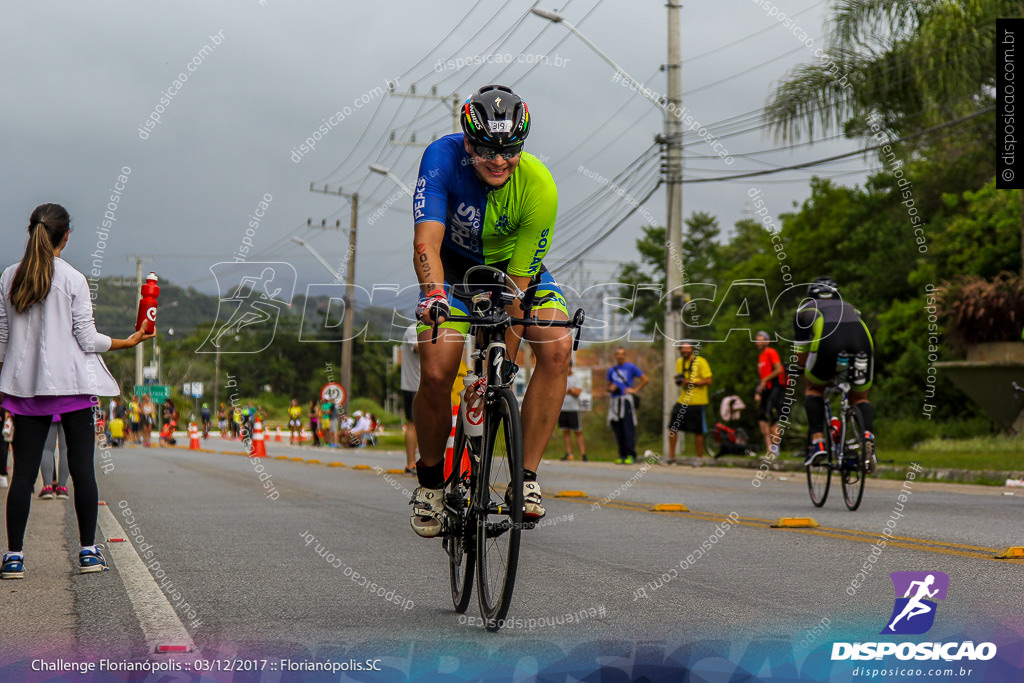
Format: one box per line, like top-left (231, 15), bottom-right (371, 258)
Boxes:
top-left (447, 417), bottom-right (476, 613)
top-left (840, 409), bottom-right (867, 511)
top-left (475, 387), bottom-right (523, 630)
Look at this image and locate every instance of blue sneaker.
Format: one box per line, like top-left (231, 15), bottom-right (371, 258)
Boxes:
top-left (79, 548), bottom-right (108, 574)
top-left (1, 554), bottom-right (25, 579)
top-left (804, 441), bottom-right (827, 467)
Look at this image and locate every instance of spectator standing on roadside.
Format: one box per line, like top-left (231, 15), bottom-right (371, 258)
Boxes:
top-left (400, 322), bottom-right (421, 474)
top-left (0, 203), bottom-right (153, 579)
top-left (308, 399), bottom-right (321, 447)
top-left (140, 394), bottom-right (155, 447)
top-left (128, 396), bottom-right (141, 444)
top-left (287, 398), bottom-right (303, 444)
top-left (668, 341), bottom-right (712, 466)
top-left (217, 402), bottom-right (227, 437)
top-left (559, 359), bottom-right (586, 461)
top-left (321, 399), bottom-right (336, 447)
top-left (38, 416), bottom-right (69, 500)
top-left (606, 347), bottom-right (648, 465)
top-left (754, 331), bottom-right (787, 456)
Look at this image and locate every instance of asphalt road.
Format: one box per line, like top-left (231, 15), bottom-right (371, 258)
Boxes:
top-left (1, 437), bottom-right (1021, 681)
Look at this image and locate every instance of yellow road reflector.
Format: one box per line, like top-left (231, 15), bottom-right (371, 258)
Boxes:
top-left (771, 517), bottom-right (819, 528)
top-left (275, 455), bottom-right (289, 460)
top-left (305, 459), bottom-right (322, 464)
top-left (996, 546), bottom-right (1024, 559)
top-left (290, 457), bottom-right (305, 462)
top-left (556, 490), bottom-right (587, 498)
top-left (328, 462), bottom-right (345, 467)
top-left (387, 469), bottom-right (405, 474)
top-left (353, 464), bottom-right (371, 470)
top-left (651, 503), bottom-right (689, 512)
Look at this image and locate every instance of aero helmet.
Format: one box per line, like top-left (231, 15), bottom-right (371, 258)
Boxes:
top-left (807, 276), bottom-right (839, 299)
top-left (461, 84), bottom-right (530, 152)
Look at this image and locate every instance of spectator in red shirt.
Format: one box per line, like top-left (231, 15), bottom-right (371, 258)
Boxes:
top-left (754, 331), bottom-right (787, 456)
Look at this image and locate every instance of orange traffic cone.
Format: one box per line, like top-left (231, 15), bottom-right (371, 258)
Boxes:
top-left (189, 423), bottom-right (201, 450)
top-left (250, 419), bottom-right (268, 458)
top-left (275, 426), bottom-right (282, 442)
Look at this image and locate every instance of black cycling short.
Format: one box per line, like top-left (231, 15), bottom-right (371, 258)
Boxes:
top-left (403, 390), bottom-right (415, 422)
top-left (806, 321), bottom-right (874, 390)
top-left (669, 402), bottom-right (706, 434)
top-left (558, 410), bottom-right (581, 432)
top-left (758, 385), bottom-right (784, 424)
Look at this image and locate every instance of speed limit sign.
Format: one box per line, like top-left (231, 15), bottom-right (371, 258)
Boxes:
top-left (320, 382), bottom-right (346, 406)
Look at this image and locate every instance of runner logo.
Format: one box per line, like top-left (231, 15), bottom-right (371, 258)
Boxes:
top-left (197, 262), bottom-right (296, 354)
top-left (881, 571), bottom-right (949, 635)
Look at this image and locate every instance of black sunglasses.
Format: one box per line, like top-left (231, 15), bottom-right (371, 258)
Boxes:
top-left (473, 143), bottom-right (523, 160)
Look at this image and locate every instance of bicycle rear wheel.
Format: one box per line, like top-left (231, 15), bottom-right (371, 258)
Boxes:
top-left (475, 387), bottom-right (523, 630)
top-left (446, 418), bottom-right (476, 613)
top-left (840, 409), bottom-right (867, 511)
top-left (806, 446), bottom-right (831, 507)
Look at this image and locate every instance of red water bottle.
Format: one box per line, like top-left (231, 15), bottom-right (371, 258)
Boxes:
top-left (829, 416), bottom-right (842, 443)
top-left (135, 272), bottom-right (160, 333)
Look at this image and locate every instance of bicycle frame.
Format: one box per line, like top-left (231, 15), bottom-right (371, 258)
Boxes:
top-left (823, 381), bottom-right (852, 467)
top-left (430, 271), bottom-right (584, 629)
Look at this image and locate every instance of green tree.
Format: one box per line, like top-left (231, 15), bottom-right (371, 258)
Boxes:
top-left (765, 0), bottom-right (1011, 141)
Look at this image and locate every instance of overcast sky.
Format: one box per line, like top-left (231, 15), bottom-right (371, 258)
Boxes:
top-left (1, 0), bottom-right (872, 310)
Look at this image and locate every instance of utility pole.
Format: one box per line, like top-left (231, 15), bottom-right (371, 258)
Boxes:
top-left (390, 85), bottom-right (460, 145)
top-left (660, 1), bottom-right (684, 458)
top-left (308, 185), bottom-right (359, 414)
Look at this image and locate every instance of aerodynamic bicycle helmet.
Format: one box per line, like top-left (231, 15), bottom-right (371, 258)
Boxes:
top-left (461, 84), bottom-right (530, 152)
top-left (807, 276), bottom-right (839, 299)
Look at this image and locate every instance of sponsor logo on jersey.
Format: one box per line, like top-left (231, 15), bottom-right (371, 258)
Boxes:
top-left (451, 202), bottom-right (482, 254)
top-left (528, 228), bottom-right (550, 273)
top-left (413, 177), bottom-right (427, 220)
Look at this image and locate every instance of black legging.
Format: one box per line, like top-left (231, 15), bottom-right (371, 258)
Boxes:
top-left (6, 407), bottom-right (98, 552)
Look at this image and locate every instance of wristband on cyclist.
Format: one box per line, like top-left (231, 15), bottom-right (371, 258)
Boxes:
top-left (416, 288), bottom-right (449, 322)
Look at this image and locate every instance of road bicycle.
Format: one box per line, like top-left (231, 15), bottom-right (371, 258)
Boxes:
top-left (428, 266), bottom-right (584, 631)
top-left (805, 360), bottom-right (870, 511)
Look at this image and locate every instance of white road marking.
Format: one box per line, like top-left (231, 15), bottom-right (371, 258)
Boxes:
top-left (96, 504), bottom-right (198, 654)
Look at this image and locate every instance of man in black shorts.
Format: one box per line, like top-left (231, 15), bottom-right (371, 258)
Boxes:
top-left (794, 277), bottom-right (877, 473)
top-left (668, 342), bottom-right (712, 465)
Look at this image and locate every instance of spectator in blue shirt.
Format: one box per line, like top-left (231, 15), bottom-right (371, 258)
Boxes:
top-left (606, 347), bottom-right (649, 464)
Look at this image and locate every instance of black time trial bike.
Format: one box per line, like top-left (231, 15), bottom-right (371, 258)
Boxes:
top-left (428, 266), bottom-right (584, 630)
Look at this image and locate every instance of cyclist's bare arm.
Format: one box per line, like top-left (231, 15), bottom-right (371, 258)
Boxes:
top-left (413, 221), bottom-right (447, 324)
top-left (504, 273), bottom-right (533, 363)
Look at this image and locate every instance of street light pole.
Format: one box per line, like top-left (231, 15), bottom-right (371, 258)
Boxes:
top-left (531, 5), bottom-right (684, 457)
top-left (369, 164), bottom-right (415, 197)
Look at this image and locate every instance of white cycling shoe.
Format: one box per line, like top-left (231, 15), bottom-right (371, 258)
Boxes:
top-left (410, 486), bottom-right (444, 538)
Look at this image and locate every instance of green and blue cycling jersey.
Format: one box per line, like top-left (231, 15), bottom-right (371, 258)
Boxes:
top-left (414, 133), bottom-right (566, 332)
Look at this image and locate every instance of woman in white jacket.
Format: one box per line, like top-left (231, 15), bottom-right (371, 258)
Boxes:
top-left (0, 203), bottom-right (153, 579)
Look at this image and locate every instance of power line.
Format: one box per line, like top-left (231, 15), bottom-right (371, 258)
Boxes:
top-left (680, 107), bottom-right (994, 184)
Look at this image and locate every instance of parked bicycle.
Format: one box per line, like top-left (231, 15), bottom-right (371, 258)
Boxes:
top-left (703, 392), bottom-right (756, 458)
top-left (429, 266), bottom-right (584, 630)
top-left (805, 360), bottom-right (870, 511)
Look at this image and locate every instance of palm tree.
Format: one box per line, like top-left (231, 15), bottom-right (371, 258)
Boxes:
top-left (764, 0), bottom-right (1018, 142)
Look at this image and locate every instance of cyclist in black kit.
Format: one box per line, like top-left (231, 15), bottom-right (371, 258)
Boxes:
top-left (793, 277), bottom-right (877, 473)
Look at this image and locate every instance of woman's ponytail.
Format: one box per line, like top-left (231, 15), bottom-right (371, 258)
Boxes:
top-left (10, 203), bottom-right (70, 314)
